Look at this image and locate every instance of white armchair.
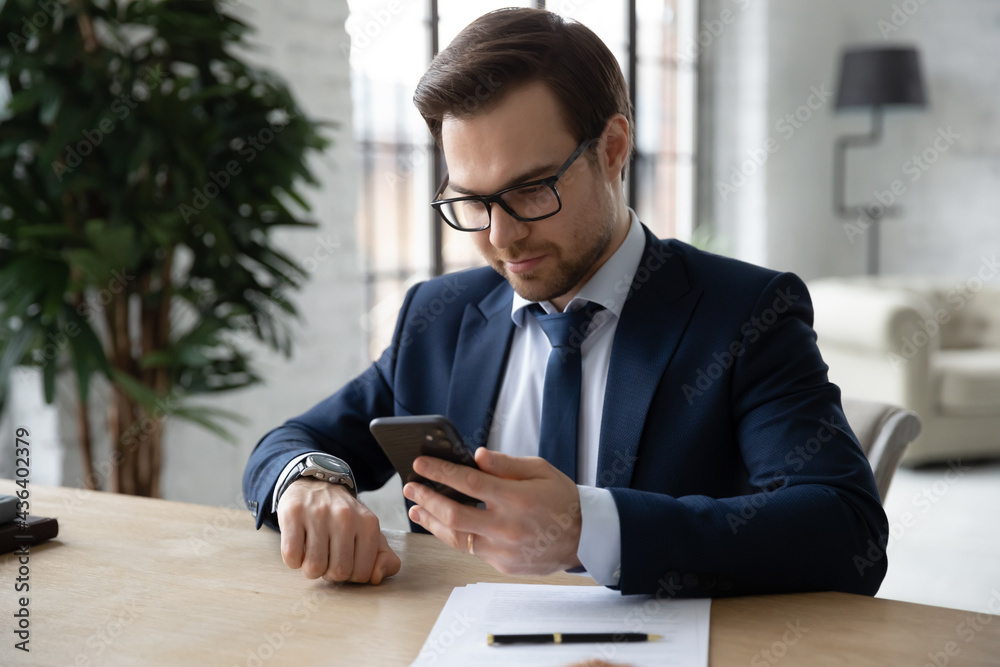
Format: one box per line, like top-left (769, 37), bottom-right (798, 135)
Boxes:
top-left (841, 398), bottom-right (920, 501)
top-left (808, 276), bottom-right (1000, 465)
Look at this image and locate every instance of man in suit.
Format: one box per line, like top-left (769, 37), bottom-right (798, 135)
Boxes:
top-left (243, 8), bottom-right (889, 597)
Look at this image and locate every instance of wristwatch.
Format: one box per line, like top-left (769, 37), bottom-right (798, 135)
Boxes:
top-left (275, 453), bottom-right (358, 506)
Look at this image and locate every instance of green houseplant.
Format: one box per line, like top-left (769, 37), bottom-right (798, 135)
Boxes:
top-left (0, 0), bottom-right (330, 496)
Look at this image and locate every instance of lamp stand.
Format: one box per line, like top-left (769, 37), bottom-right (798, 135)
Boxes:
top-left (834, 106), bottom-right (896, 275)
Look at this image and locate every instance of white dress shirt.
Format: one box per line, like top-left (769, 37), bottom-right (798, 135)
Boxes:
top-left (274, 209), bottom-right (647, 587)
top-left (487, 209), bottom-right (646, 585)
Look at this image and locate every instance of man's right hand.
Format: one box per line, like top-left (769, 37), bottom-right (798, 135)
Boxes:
top-left (276, 478), bottom-right (401, 584)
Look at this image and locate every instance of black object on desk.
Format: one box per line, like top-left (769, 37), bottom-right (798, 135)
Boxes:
top-left (1, 515), bottom-right (59, 554)
top-left (0, 494), bottom-right (19, 524)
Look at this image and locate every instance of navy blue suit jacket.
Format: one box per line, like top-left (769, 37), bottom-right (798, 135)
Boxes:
top-left (243, 227), bottom-right (889, 597)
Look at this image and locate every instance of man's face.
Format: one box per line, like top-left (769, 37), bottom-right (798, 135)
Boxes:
top-left (440, 81), bottom-right (622, 308)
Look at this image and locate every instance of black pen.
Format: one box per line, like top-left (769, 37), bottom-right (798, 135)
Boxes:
top-left (487, 632), bottom-right (663, 645)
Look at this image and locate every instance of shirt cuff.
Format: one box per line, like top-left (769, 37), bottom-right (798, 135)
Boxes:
top-left (271, 452), bottom-right (322, 514)
top-left (576, 485), bottom-right (622, 586)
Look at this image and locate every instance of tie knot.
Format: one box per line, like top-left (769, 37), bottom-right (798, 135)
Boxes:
top-left (532, 302), bottom-right (605, 350)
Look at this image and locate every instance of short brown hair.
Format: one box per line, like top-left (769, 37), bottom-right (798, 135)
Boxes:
top-left (413, 8), bottom-right (634, 180)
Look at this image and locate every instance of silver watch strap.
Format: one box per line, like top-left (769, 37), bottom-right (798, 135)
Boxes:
top-left (271, 452), bottom-right (319, 514)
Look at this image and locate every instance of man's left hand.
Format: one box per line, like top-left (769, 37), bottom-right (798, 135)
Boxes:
top-left (402, 448), bottom-right (583, 575)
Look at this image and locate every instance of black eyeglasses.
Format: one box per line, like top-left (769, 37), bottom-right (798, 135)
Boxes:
top-left (431, 138), bottom-right (596, 232)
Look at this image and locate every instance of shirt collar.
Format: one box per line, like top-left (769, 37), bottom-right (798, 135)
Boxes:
top-left (511, 208), bottom-right (646, 326)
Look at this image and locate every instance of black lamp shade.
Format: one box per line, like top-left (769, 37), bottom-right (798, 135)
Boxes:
top-left (835, 47), bottom-right (927, 109)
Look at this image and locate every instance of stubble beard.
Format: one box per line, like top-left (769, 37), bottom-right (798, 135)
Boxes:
top-left (493, 193), bottom-right (618, 304)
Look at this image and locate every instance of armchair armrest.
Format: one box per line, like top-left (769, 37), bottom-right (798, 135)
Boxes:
top-left (808, 281), bottom-right (934, 353)
top-left (807, 280), bottom-right (937, 415)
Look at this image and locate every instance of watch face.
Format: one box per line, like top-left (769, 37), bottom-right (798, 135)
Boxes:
top-left (307, 454), bottom-right (349, 474)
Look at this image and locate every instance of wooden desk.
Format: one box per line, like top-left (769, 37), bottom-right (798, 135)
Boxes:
top-left (1, 481), bottom-right (998, 666)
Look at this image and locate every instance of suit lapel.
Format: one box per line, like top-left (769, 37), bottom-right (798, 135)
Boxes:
top-left (597, 232), bottom-right (702, 488)
top-left (446, 281), bottom-right (516, 451)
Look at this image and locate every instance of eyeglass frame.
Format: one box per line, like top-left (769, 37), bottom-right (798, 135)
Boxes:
top-left (430, 137), bottom-right (598, 232)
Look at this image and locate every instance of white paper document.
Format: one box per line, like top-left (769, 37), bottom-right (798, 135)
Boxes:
top-left (411, 583), bottom-right (711, 667)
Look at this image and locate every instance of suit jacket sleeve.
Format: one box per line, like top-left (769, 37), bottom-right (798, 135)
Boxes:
top-left (241, 284), bottom-right (420, 531)
top-left (609, 272), bottom-right (889, 597)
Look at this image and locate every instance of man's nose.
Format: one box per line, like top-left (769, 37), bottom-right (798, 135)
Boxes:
top-left (488, 204), bottom-right (529, 250)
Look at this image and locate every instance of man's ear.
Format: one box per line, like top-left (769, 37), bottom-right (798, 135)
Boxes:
top-left (598, 114), bottom-right (630, 183)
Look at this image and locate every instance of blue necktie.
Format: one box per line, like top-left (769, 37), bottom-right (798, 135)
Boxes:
top-left (531, 302), bottom-right (605, 482)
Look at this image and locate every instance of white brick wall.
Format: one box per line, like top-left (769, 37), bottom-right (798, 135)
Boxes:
top-left (158, 0), bottom-right (364, 508)
top-left (0, 0), bottom-right (368, 514)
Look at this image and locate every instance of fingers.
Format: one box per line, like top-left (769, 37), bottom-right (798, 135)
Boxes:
top-left (474, 447), bottom-right (553, 481)
top-left (370, 532), bottom-right (401, 585)
top-left (323, 514), bottom-right (354, 581)
top-left (403, 481), bottom-right (482, 535)
top-left (411, 450), bottom-right (584, 575)
top-left (414, 454), bottom-right (493, 501)
top-left (276, 478), bottom-right (399, 585)
top-left (474, 447), bottom-right (536, 479)
top-left (407, 501), bottom-right (469, 553)
top-left (279, 511), bottom-right (306, 570)
top-left (301, 521), bottom-right (332, 579)
top-left (345, 512), bottom-right (379, 583)
top-left (411, 451), bottom-right (553, 507)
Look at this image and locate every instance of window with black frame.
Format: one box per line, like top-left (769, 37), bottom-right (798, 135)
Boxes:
top-left (348, 0), bottom-right (698, 360)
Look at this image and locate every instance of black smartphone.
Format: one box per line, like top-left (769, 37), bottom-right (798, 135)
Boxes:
top-left (369, 415), bottom-right (481, 506)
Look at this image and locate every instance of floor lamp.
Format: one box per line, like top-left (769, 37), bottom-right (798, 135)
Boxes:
top-left (834, 46), bottom-right (927, 275)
